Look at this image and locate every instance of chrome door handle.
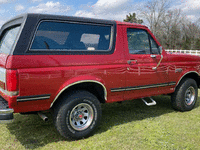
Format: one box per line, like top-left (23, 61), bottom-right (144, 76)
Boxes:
top-left (127, 60), bottom-right (137, 65)
top-left (150, 55), bottom-right (156, 58)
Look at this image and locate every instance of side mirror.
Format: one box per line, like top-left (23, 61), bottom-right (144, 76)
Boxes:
top-left (159, 46), bottom-right (163, 54)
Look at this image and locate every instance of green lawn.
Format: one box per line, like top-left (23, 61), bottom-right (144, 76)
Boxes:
top-left (1, 91), bottom-right (200, 150)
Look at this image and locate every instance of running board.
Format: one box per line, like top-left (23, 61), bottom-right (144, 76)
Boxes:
top-left (141, 97), bottom-right (156, 106)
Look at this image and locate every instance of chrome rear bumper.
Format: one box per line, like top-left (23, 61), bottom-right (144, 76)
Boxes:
top-left (0, 97), bottom-right (14, 123)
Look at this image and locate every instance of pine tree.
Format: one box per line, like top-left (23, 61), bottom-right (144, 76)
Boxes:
top-left (124, 13), bottom-right (143, 24)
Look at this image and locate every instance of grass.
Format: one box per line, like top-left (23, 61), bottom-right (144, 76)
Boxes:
top-left (1, 91), bottom-right (200, 150)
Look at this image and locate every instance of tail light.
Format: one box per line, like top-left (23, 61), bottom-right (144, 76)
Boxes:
top-left (6, 70), bottom-right (18, 92)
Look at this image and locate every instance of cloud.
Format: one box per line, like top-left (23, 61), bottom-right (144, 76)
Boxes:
top-left (15, 4), bottom-right (25, 12)
top-left (75, 10), bottom-right (96, 18)
top-left (31, 0), bottom-right (42, 2)
top-left (95, 0), bottom-right (130, 11)
top-left (75, 0), bottom-right (143, 21)
top-left (0, 0), bottom-right (13, 4)
top-left (75, 0), bottom-right (199, 23)
top-left (28, 1), bottom-right (71, 14)
top-left (181, 0), bottom-right (200, 11)
top-left (171, 0), bottom-right (200, 21)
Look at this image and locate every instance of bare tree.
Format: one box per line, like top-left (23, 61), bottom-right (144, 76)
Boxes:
top-left (182, 20), bottom-right (200, 49)
top-left (162, 9), bottom-right (183, 49)
top-left (140, 0), bottom-right (171, 35)
top-left (138, 0), bottom-right (200, 50)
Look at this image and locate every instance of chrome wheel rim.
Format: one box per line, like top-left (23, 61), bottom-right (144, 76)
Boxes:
top-left (185, 86), bottom-right (195, 105)
top-left (69, 102), bottom-right (94, 131)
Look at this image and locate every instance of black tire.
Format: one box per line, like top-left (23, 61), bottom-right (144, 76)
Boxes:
top-left (171, 78), bottom-right (198, 111)
top-left (53, 90), bottom-right (102, 139)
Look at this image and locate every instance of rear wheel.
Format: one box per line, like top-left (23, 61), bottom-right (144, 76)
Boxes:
top-left (53, 91), bottom-right (102, 139)
top-left (171, 78), bottom-right (198, 111)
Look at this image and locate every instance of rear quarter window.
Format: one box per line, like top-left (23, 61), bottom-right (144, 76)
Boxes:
top-left (30, 21), bottom-right (113, 52)
top-left (0, 26), bottom-right (20, 54)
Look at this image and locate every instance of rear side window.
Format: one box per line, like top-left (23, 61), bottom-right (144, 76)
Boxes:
top-left (0, 26), bottom-right (20, 54)
top-left (30, 21), bottom-right (113, 52)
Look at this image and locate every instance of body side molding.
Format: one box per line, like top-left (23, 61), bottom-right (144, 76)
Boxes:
top-left (17, 94), bottom-right (51, 102)
top-left (111, 82), bottom-right (176, 92)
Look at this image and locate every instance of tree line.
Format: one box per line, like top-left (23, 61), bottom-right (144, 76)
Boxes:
top-left (124, 0), bottom-right (200, 50)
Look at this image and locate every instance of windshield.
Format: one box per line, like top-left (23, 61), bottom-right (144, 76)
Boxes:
top-left (0, 26), bottom-right (20, 54)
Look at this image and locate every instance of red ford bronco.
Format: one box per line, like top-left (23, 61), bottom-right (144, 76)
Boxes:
top-left (0, 13), bottom-right (199, 139)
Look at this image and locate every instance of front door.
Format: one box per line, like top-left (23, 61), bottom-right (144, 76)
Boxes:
top-left (123, 27), bottom-right (170, 100)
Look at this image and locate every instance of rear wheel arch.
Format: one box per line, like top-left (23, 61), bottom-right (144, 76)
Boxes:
top-left (50, 80), bottom-right (107, 108)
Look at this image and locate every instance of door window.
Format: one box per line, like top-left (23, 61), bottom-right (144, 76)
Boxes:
top-left (127, 29), bottom-right (150, 54)
top-left (127, 28), bottom-right (160, 55)
top-left (150, 36), bottom-right (160, 54)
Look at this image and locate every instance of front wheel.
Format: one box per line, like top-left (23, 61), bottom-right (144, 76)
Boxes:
top-left (53, 91), bottom-right (102, 139)
top-left (171, 78), bottom-right (198, 111)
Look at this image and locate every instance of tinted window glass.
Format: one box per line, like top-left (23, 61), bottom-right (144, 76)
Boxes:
top-left (81, 34), bottom-right (100, 50)
top-left (31, 21), bottom-right (112, 51)
top-left (0, 26), bottom-right (20, 54)
top-left (150, 36), bottom-right (160, 54)
top-left (127, 28), bottom-right (150, 54)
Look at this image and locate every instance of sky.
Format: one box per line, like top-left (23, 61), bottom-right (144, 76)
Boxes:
top-left (0, 0), bottom-right (199, 27)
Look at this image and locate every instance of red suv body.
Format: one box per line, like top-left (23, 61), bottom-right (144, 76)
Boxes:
top-left (0, 13), bottom-right (199, 139)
